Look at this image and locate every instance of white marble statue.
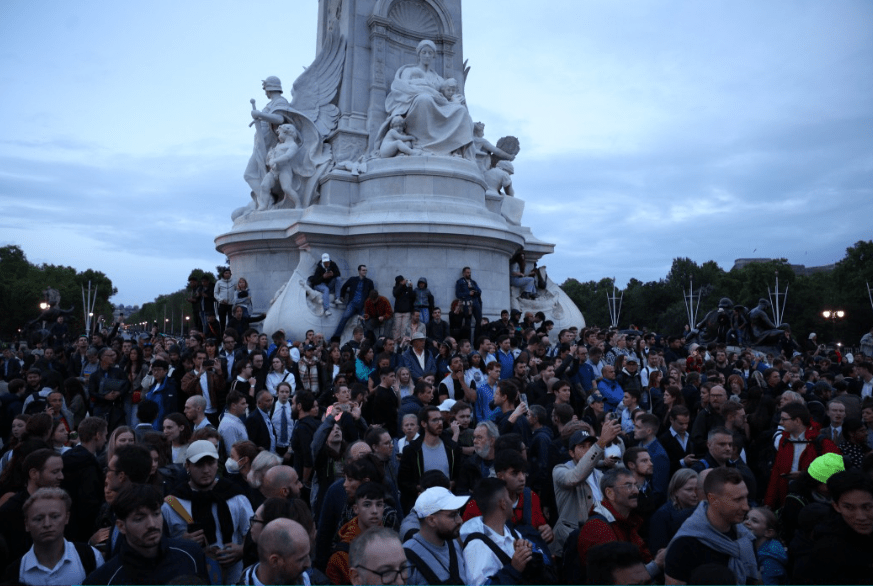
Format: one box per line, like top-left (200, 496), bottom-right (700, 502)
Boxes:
top-left (472, 121), bottom-right (515, 173)
top-left (377, 39), bottom-right (474, 157)
top-left (484, 160), bottom-right (515, 196)
top-left (379, 116), bottom-right (419, 158)
top-left (236, 29), bottom-right (345, 219)
top-left (259, 124), bottom-right (302, 209)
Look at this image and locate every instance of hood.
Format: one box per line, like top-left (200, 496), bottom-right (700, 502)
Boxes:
top-left (417, 277), bottom-right (428, 286)
top-left (400, 395), bottom-right (423, 406)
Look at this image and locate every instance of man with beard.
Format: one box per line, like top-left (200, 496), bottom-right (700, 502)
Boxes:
top-left (83, 484), bottom-right (209, 585)
top-left (161, 440), bottom-right (253, 583)
top-left (403, 486), bottom-right (470, 585)
top-left (398, 406), bottom-right (463, 513)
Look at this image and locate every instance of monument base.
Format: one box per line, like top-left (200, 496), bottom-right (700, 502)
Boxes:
top-left (216, 156), bottom-right (584, 340)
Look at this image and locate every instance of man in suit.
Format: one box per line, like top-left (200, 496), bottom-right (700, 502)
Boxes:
top-left (819, 399), bottom-right (846, 445)
top-left (658, 405), bottom-right (697, 476)
top-left (246, 390), bottom-right (276, 453)
top-left (2, 347), bottom-right (21, 382)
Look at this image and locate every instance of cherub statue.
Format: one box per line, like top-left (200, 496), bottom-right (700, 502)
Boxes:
top-left (379, 116), bottom-right (419, 158)
top-left (484, 160), bottom-right (515, 196)
top-left (258, 124), bottom-right (302, 209)
top-left (472, 121), bottom-right (515, 173)
top-left (439, 78), bottom-right (466, 105)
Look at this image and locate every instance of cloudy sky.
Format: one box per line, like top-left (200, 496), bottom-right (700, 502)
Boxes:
top-left (1, 1), bottom-right (871, 306)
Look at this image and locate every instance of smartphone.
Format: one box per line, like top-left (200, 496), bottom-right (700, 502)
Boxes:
top-left (187, 523), bottom-right (203, 533)
top-left (203, 359), bottom-right (215, 367)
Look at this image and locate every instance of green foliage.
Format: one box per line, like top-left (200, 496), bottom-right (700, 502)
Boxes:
top-left (0, 245), bottom-right (116, 338)
top-left (560, 242), bottom-right (873, 345)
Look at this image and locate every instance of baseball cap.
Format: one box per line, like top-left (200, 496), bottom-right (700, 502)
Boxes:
top-left (322, 253), bottom-right (330, 262)
top-left (186, 440), bottom-right (219, 463)
top-left (414, 487), bottom-right (470, 518)
top-left (438, 399), bottom-right (457, 412)
top-left (568, 429), bottom-right (592, 449)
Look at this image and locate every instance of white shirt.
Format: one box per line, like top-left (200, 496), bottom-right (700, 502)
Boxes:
top-left (19, 540), bottom-right (104, 586)
top-left (197, 371), bottom-right (215, 413)
top-left (461, 517), bottom-right (517, 586)
top-left (218, 412), bottom-right (248, 454)
top-left (271, 401), bottom-right (294, 448)
top-left (162, 490), bottom-right (253, 584)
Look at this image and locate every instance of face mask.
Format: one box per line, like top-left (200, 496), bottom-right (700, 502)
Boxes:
top-left (225, 458), bottom-right (240, 474)
top-left (603, 444), bottom-right (622, 460)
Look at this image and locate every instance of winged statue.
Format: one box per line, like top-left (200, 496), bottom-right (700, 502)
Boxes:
top-left (236, 28), bottom-right (346, 219)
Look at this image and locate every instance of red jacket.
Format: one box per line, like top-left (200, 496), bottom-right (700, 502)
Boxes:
top-left (578, 499), bottom-right (652, 566)
top-left (764, 423), bottom-right (839, 508)
top-left (364, 295), bottom-right (393, 320)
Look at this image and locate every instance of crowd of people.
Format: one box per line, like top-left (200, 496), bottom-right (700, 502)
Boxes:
top-left (1, 268), bottom-right (872, 585)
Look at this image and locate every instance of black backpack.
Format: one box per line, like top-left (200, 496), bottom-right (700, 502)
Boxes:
top-left (403, 541), bottom-right (461, 585)
top-left (464, 526), bottom-right (558, 585)
top-left (563, 511), bottom-right (608, 584)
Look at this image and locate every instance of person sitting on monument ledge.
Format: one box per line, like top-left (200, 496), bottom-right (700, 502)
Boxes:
top-left (333, 265), bottom-right (374, 340)
top-left (311, 253), bottom-right (342, 317)
top-left (456, 267), bottom-right (483, 343)
top-left (363, 290), bottom-right (393, 342)
top-left (392, 275), bottom-right (415, 344)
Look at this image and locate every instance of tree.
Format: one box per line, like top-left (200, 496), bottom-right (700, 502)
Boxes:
top-left (0, 245), bottom-right (116, 339)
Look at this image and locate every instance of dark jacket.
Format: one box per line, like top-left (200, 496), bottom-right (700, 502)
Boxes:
top-left (398, 436), bottom-right (462, 512)
top-left (245, 409), bottom-right (275, 451)
top-left (311, 261), bottom-right (341, 287)
top-left (807, 512), bottom-right (873, 585)
top-left (83, 536), bottom-right (209, 585)
top-left (340, 276), bottom-right (374, 306)
top-left (397, 395), bottom-right (426, 432)
top-left (62, 445), bottom-right (105, 542)
top-left (658, 429), bottom-right (695, 477)
top-left (291, 415), bottom-right (321, 479)
top-left (393, 281), bottom-right (415, 313)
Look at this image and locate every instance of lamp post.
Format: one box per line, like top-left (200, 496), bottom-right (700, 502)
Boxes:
top-left (185, 315), bottom-right (190, 336)
top-left (822, 309), bottom-right (845, 345)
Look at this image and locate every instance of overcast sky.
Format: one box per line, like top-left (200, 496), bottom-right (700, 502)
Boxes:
top-left (1, 1), bottom-right (871, 306)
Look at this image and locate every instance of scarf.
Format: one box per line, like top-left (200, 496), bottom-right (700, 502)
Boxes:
top-left (172, 477), bottom-right (243, 545)
top-left (118, 536), bottom-right (167, 585)
top-left (670, 501), bottom-right (759, 584)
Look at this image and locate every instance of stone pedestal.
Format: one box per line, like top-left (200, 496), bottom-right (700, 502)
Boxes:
top-left (215, 155), bottom-right (584, 340)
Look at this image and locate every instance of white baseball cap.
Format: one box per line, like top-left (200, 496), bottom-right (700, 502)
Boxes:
top-left (414, 487), bottom-right (469, 518)
top-left (186, 440), bottom-right (219, 463)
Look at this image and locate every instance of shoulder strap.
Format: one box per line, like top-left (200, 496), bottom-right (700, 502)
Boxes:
top-left (522, 487), bottom-right (532, 526)
top-left (404, 548), bottom-right (443, 585)
top-left (164, 495), bottom-right (195, 524)
top-left (73, 541), bottom-right (97, 575)
top-left (463, 531), bottom-right (513, 566)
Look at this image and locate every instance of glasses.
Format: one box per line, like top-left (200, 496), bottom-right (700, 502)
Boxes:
top-left (354, 563), bottom-right (412, 584)
top-left (249, 515), bottom-right (264, 526)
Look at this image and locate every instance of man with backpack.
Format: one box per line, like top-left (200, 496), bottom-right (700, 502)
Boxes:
top-left (4, 487), bottom-right (103, 585)
top-left (403, 487), bottom-right (471, 585)
top-left (461, 477), bottom-right (554, 586)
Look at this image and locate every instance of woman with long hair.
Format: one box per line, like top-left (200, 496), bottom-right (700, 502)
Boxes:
top-left (162, 413), bottom-right (192, 464)
top-left (727, 373), bottom-right (746, 399)
top-left (234, 277), bottom-right (254, 317)
top-left (394, 366), bottom-right (414, 400)
top-left (648, 469), bottom-right (700, 552)
top-left (320, 346), bottom-right (343, 391)
top-left (355, 343), bottom-right (375, 384)
top-left (509, 249), bottom-right (538, 300)
top-left (101, 425), bottom-right (135, 468)
top-left (63, 377), bottom-right (88, 429)
top-left (266, 355), bottom-right (294, 396)
top-left (50, 418), bottom-right (70, 455)
top-left (434, 341), bottom-right (452, 380)
top-left (464, 352), bottom-right (486, 390)
top-left (125, 346), bottom-right (147, 426)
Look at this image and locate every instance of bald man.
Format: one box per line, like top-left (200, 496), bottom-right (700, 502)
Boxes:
top-left (261, 465), bottom-right (303, 500)
top-left (239, 519), bottom-right (311, 585)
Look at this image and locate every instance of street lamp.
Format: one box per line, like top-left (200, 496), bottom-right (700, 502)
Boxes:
top-left (39, 302), bottom-right (49, 310)
top-left (185, 315), bottom-right (190, 335)
top-left (822, 309), bottom-right (845, 345)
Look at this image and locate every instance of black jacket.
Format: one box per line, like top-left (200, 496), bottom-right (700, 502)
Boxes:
top-left (398, 436), bottom-right (462, 512)
top-left (62, 445), bottom-right (105, 542)
top-left (83, 537), bottom-right (209, 585)
top-left (340, 276), bottom-right (374, 305)
top-left (393, 281), bottom-right (415, 313)
top-left (311, 261), bottom-right (341, 287)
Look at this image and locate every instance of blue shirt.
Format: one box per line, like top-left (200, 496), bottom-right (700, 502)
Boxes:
top-left (475, 381), bottom-right (496, 424)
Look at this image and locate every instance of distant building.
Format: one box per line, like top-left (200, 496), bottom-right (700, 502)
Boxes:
top-left (731, 258), bottom-right (834, 276)
top-left (113, 304), bottom-right (140, 321)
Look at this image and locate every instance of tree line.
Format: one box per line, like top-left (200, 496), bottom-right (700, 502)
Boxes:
top-left (560, 240), bottom-right (873, 347)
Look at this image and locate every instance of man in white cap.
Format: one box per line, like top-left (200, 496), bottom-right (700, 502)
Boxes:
top-left (402, 487), bottom-right (470, 585)
top-left (161, 440), bottom-right (253, 584)
top-left (311, 253), bottom-right (342, 316)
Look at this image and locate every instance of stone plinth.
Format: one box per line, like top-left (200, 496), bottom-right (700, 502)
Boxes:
top-left (215, 156), bottom-right (584, 340)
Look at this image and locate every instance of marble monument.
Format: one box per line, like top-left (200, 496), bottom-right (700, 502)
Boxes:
top-left (215, 0), bottom-right (584, 340)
